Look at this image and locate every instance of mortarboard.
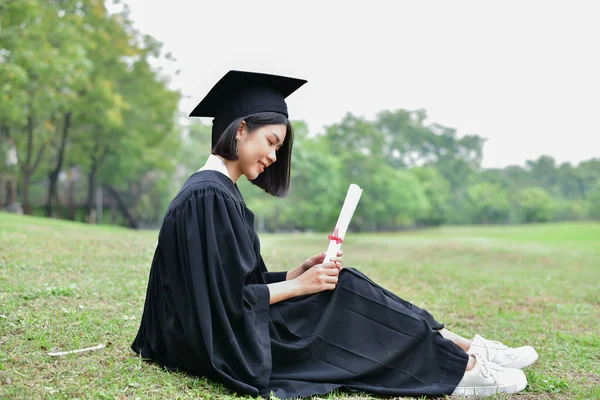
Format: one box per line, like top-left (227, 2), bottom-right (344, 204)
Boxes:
top-left (189, 70), bottom-right (307, 146)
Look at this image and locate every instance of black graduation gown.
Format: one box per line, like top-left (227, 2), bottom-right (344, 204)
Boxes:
top-left (132, 171), bottom-right (468, 399)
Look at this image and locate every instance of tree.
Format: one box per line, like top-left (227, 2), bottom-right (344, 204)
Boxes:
top-left (514, 187), bottom-right (555, 223)
top-left (501, 165), bottom-right (535, 192)
top-left (576, 159), bottom-right (600, 199)
top-left (325, 113), bottom-right (387, 160)
top-left (178, 120), bottom-right (213, 181)
top-left (427, 123), bottom-right (484, 191)
top-left (587, 182), bottom-right (600, 220)
top-left (61, 1), bottom-right (139, 221)
top-left (466, 182), bottom-right (511, 224)
top-left (412, 167), bottom-right (452, 225)
top-left (279, 133), bottom-right (345, 232)
top-left (94, 33), bottom-right (181, 228)
top-left (376, 109), bottom-right (485, 191)
top-left (556, 162), bottom-right (583, 199)
top-left (1, 0), bottom-right (92, 213)
top-left (376, 109), bottom-right (430, 168)
top-left (370, 165), bottom-right (430, 229)
top-left (525, 155), bottom-right (559, 195)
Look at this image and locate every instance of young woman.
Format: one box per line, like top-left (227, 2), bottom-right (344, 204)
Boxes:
top-left (132, 71), bottom-right (538, 399)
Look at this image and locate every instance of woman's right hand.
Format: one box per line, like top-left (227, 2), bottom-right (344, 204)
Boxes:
top-left (293, 261), bottom-right (340, 296)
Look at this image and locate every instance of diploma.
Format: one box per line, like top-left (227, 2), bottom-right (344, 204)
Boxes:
top-left (324, 183), bottom-right (363, 263)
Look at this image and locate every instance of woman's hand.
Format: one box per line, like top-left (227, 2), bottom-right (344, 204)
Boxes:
top-left (286, 251), bottom-right (343, 280)
top-left (293, 261), bottom-right (340, 296)
top-left (270, 251), bottom-right (344, 304)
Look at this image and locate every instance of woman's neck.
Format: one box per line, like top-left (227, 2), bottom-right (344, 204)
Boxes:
top-left (216, 155), bottom-right (243, 183)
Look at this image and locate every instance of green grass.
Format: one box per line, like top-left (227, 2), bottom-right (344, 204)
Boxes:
top-left (1, 212), bottom-right (599, 399)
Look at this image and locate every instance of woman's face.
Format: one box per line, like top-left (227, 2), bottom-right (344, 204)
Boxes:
top-left (237, 123), bottom-right (287, 180)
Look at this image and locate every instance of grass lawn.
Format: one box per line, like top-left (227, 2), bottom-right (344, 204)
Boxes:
top-left (1, 212), bottom-right (599, 399)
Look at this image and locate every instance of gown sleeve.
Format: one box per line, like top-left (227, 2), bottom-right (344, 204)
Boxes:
top-left (152, 184), bottom-right (272, 395)
top-left (260, 257), bottom-right (288, 284)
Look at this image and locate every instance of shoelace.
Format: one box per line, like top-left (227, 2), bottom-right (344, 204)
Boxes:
top-left (475, 336), bottom-right (509, 361)
top-left (474, 356), bottom-right (498, 383)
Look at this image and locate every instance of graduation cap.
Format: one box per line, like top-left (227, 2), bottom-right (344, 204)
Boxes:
top-left (189, 70), bottom-right (307, 146)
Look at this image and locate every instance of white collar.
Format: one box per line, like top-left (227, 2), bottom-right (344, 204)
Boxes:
top-left (197, 154), bottom-right (230, 179)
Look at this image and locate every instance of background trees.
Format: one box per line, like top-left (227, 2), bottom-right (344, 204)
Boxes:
top-left (1, 1), bottom-right (598, 231)
top-left (1, 0), bottom-right (181, 227)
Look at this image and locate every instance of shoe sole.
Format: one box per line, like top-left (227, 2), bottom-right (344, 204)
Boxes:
top-left (452, 379), bottom-right (527, 397)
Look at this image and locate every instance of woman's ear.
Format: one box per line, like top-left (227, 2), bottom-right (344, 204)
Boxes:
top-left (236, 121), bottom-right (247, 140)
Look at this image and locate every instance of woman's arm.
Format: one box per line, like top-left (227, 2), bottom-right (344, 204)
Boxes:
top-left (267, 280), bottom-right (302, 304)
top-left (268, 261), bottom-right (340, 305)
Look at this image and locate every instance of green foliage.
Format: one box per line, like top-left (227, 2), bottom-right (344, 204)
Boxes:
top-left (280, 135), bottom-right (345, 231)
top-left (320, 112), bottom-right (435, 231)
top-left (411, 167), bottom-right (451, 225)
top-left (514, 187), bottom-right (556, 223)
top-left (553, 199), bottom-right (589, 221)
top-left (588, 181), bottom-right (600, 220)
top-left (466, 182), bottom-right (511, 224)
top-left (362, 165), bottom-right (430, 229)
top-left (1, 0), bottom-right (180, 224)
top-left (526, 156), bottom-right (559, 195)
top-left (178, 120), bottom-right (212, 182)
top-left (2, 3), bottom-right (600, 230)
top-left (375, 109), bottom-right (485, 181)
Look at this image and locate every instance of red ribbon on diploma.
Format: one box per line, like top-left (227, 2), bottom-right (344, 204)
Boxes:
top-left (328, 227), bottom-right (343, 244)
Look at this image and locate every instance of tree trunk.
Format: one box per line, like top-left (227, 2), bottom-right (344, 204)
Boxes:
top-left (44, 177), bottom-right (63, 217)
top-left (111, 199), bottom-right (117, 224)
top-left (45, 112), bottom-right (71, 217)
top-left (45, 173), bottom-right (58, 217)
top-left (67, 174), bottom-right (76, 220)
top-left (104, 184), bottom-right (138, 229)
top-left (21, 170), bottom-right (32, 215)
top-left (22, 115), bottom-right (35, 215)
top-left (85, 146), bottom-right (108, 222)
top-left (53, 187), bottom-right (62, 218)
top-left (85, 166), bottom-right (97, 220)
top-left (19, 105), bottom-right (47, 215)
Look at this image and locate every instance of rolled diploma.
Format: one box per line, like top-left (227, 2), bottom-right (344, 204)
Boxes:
top-left (324, 184), bottom-right (363, 263)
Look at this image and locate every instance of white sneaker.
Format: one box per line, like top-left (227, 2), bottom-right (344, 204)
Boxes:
top-left (468, 334), bottom-right (539, 369)
top-left (452, 355), bottom-right (528, 397)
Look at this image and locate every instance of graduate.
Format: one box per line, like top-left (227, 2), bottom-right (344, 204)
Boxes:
top-left (131, 70), bottom-right (538, 398)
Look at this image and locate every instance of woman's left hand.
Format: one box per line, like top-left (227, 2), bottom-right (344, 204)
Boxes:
top-left (287, 251), bottom-right (343, 280)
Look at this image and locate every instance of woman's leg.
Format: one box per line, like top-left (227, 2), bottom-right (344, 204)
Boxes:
top-left (439, 329), bottom-right (476, 371)
top-left (465, 354), bottom-right (476, 371)
top-left (439, 328), bottom-right (473, 352)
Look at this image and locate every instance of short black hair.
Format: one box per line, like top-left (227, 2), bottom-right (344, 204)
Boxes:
top-left (212, 112), bottom-right (293, 197)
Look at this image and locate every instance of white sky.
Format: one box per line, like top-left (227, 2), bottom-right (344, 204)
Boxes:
top-left (108, 0), bottom-right (599, 168)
